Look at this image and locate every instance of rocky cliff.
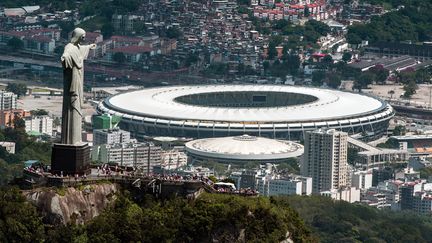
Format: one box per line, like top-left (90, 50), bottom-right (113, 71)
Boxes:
top-left (23, 183), bottom-right (119, 224)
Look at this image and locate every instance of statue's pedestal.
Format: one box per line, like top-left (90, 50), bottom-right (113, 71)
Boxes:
top-left (51, 143), bottom-right (91, 176)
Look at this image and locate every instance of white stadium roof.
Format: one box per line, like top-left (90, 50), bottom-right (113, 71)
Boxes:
top-left (104, 85), bottom-right (386, 123)
top-left (185, 135), bottom-right (304, 160)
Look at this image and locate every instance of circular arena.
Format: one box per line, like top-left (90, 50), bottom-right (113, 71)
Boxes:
top-left (97, 85), bottom-right (395, 140)
top-left (185, 135), bottom-right (304, 164)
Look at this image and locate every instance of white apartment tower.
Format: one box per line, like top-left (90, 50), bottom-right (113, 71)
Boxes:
top-left (0, 91), bottom-right (17, 110)
top-left (302, 129), bottom-right (348, 193)
top-left (92, 142), bottom-right (162, 174)
top-left (93, 128), bottom-right (131, 145)
top-left (24, 115), bottom-right (53, 135)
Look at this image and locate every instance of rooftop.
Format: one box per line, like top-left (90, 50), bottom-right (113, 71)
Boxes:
top-left (185, 135), bottom-right (304, 160)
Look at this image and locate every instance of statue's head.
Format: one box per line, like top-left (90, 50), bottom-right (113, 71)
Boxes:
top-left (70, 28), bottom-right (86, 44)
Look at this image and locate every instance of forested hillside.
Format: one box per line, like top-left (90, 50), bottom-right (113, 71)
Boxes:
top-left (279, 196), bottom-right (432, 242)
top-left (2, 186), bottom-right (432, 242)
top-left (348, 0), bottom-right (432, 44)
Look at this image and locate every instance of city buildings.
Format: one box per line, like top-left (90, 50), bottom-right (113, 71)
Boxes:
top-left (161, 149), bottom-right (188, 170)
top-left (93, 128), bottom-right (131, 146)
top-left (0, 91), bottom-right (17, 110)
top-left (0, 109), bottom-right (30, 128)
top-left (24, 115), bottom-right (53, 136)
top-left (352, 170), bottom-right (373, 190)
top-left (347, 136), bottom-right (409, 168)
top-left (92, 142), bottom-right (162, 173)
top-left (92, 114), bottom-right (122, 130)
top-left (256, 175), bottom-right (312, 196)
top-left (320, 187), bottom-right (361, 203)
top-left (302, 129), bottom-right (349, 193)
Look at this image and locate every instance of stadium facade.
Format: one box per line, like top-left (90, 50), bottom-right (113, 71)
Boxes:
top-left (97, 85), bottom-right (394, 140)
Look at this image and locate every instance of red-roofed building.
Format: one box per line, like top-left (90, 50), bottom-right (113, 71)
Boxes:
top-left (111, 35), bottom-right (144, 48)
top-left (85, 32), bottom-right (103, 44)
top-left (24, 35), bottom-right (55, 54)
top-left (85, 32), bottom-right (104, 59)
top-left (106, 45), bottom-right (155, 63)
top-left (0, 28), bottom-right (58, 54)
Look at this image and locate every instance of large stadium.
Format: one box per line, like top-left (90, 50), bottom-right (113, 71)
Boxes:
top-left (97, 85), bottom-right (395, 140)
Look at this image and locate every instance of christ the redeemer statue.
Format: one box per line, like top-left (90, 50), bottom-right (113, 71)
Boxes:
top-left (60, 28), bottom-right (96, 144)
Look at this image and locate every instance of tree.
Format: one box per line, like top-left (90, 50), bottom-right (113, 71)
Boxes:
top-left (305, 20), bottom-right (330, 36)
top-left (58, 21), bottom-right (75, 39)
top-left (185, 53), bottom-right (199, 67)
top-left (282, 54), bottom-right (300, 74)
top-left (403, 80), bottom-right (418, 98)
top-left (393, 125), bottom-right (406, 136)
top-left (273, 19), bottom-right (290, 30)
top-left (166, 27), bottom-right (182, 39)
top-left (346, 32), bottom-right (362, 45)
top-left (312, 71), bottom-right (326, 86)
top-left (6, 83), bottom-right (27, 97)
top-left (304, 6), bottom-right (310, 17)
top-left (342, 52), bottom-right (352, 63)
top-left (112, 52), bottom-right (126, 64)
top-left (14, 117), bottom-right (25, 131)
top-left (133, 21), bottom-right (147, 34)
top-left (0, 187), bottom-right (45, 242)
top-left (369, 66), bottom-right (389, 84)
top-left (415, 68), bottom-right (432, 83)
top-left (327, 73), bottom-right (342, 89)
top-left (101, 23), bottom-right (114, 38)
top-left (267, 43), bottom-right (278, 59)
top-left (30, 109), bottom-right (49, 116)
top-left (322, 55), bottom-right (333, 65)
top-left (263, 61), bottom-right (270, 74)
top-left (388, 90), bottom-right (395, 100)
top-left (353, 72), bottom-right (374, 91)
top-left (347, 147), bottom-right (359, 166)
top-left (7, 37), bottom-right (24, 51)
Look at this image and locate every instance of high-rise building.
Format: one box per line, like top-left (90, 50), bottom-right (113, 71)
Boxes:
top-left (0, 91), bottom-right (17, 110)
top-left (302, 129), bottom-right (348, 193)
top-left (24, 115), bottom-right (53, 136)
top-left (93, 128), bottom-right (131, 145)
top-left (92, 142), bottom-right (162, 173)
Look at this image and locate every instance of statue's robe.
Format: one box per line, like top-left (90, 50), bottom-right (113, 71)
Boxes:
top-left (60, 43), bottom-right (91, 145)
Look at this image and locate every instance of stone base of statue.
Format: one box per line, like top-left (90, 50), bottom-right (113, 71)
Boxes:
top-left (51, 143), bottom-right (91, 176)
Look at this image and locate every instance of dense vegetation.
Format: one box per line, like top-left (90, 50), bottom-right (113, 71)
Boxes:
top-left (0, 187), bottom-right (315, 242)
top-left (2, 186), bottom-right (432, 242)
top-left (0, 187), bottom-right (45, 242)
top-left (348, 0), bottom-right (432, 44)
top-left (0, 126), bottom-right (52, 186)
top-left (278, 195), bottom-right (432, 243)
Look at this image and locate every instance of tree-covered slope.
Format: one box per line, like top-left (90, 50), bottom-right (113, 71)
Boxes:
top-left (277, 195), bottom-right (432, 243)
top-left (348, 0), bottom-right (432, 44)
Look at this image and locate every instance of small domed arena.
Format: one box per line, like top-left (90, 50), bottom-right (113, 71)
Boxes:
top-left (97, 85), bottom-right (394, 141)
top-left (184, 135), bottom-right (304, 164)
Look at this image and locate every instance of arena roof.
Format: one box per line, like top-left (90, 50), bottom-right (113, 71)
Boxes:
top-left (103, 85), bottom-right (387, 123)
top-left (185, 135), bottom-right (304, 160)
